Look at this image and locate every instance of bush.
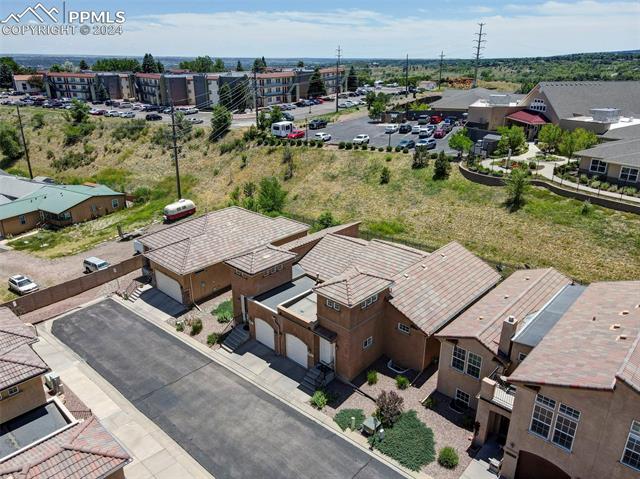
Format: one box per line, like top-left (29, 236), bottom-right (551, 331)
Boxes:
top-left (581, 200), bottom-right (593, 215)
top-left (367, 370), bottom-right (378, 385)
top-left (378, 147), bottom-right (384, 152)
top-left (311, 390), bottom-right (328, 409)
top-left (212, 300), bottom-right (233, 323)
top-left (51, 151), bottom-right (95, 171)
top-left (430, 152), bottom-right (438, 159)
top-left (380, 166), bottom-right (390, 184)
top-left (63, 122), bottom-right (94, 145)
top-left (207, 333), bottom-right (220, 346)
top-left (386, 145), bottom-right (392, 152)
top-left (316, 141), bottom-right (323, 148)
top-left (133, 186), bottom-right (152, 204)
top-left (334, 409), bottom-right (365, 431)
top-left (422, 396), bottom-right (438, 409)
top-left (528, 160), bottom-right (537, 170)
top-left (219, 138), bottom-right (245, 154)
top-left (438, 447), bottom-right (459, 469)
top-left (579, 174), bottom-right (589, 184)
top-left (376, 390), bottom-right (404, 427)
top-left (113, 119), bottom-right (146, 141)
top-left (338, 141), bottom-right (345, 149)
top-left (590, 180), bottom-right (601, 189)
top-left (345, 142), bottom-right (353, 150)
top-left (370, 146), bottom-right (376, 151)
top-left (402, 148), bottom-right (409, 154)
top-left (190, 319), bottom-right (203, 336)
top-left (395, 375), bottom-right (409, 389)
top-left (394, 146), bottom-right (401, 152)
top-left (176, 322), bottom-right (184, 332)
top-left (361, 144), bottom-right (368, 150)
top-left (31, 111), bottom-right (45, 130)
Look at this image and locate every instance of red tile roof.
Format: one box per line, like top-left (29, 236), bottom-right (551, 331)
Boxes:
top-left (0, 307), bottom-right (37, 351)
top-left (509, 281), bottom-right (640, 390)
top-left (389, 242), bottom-right (501, 335)
top-left (135, 73), bottom-right (162, 80)
top-left (46, 72), bottom-right (95, 79)
top-left (0, 416), bottom-right (130, 479)
top-left (506, 109), bottom-right (548, 125)
top-left (313, 266), bottom-right (394, 307)
top-left (225, 245), bottom-right (297, 275)
top-left (0, 344), bottom-right (48, 390)
top-left (296, 234), bottom-right (369, 280)
top-left (280, 222), bottom-right (361, 252)
top-left (13, 75), bottom-right (42, 81)
top-left (437, 268), bottom-right (571, 355)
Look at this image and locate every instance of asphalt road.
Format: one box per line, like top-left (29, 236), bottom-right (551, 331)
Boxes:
top-left (52, 299), bottom-right (406, 479)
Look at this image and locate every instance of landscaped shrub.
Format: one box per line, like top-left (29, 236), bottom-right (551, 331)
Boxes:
top-left (370, 146), bottom-right (376, 151)
top-left (376, 390), bottom-right (404, 427)
top-left (311, 390), bottom-right (328, 409)
top-left (176, 322), bottom-right (184, 332)
top-left (394, 146), bottom-right (401, 152)
top-left (361, 144), bottom-right (368, 150)
top-left (316, 141), bottom-right (323, 148)
top-left (338, 141), bottom-right (345, 149)
top-left (386, 146), bottom-right (392, 152)
top-left (438, 447), bottom-right (459, 469)
top-left (608, 184), bottom-right (619, 193)
top-left (367, 370), bottom-right (378, 385)
top-left (422, 396), bottom-right (438, 409)
top-left (345, 142), bottom-right (353, 150)
top-left (190, 319), bottom-right (203, 336)
top-left (219, 138), bottom-right (245, 154)
top-left (579, 174), bottom-right (589, 184)
top-left (378, 147), bottom-right (384, 152)
top-left (402, 148), bottom-right (409, 154)
top-left (334, 409), bottom-right (365, 431)
top-left (207, 333), bottom-right (220, 346)
top-left (212, 300), bottom-right (233, 323)
top-left (590, 180), bottom-right (601, 189)
top-left (380, 166), bottom-right (390, 184)
top-left (395, 375), bottom-right (409, 389)
top-left (430, 152), bottom-right (438, 159)
top-left (528, 160), bottom-right (537, 170)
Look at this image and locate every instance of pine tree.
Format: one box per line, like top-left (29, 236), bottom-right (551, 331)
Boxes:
top-left (219, 83), bottom-right (232, 109)
top-left (236, 60), bottom-right (243, 72)
top-left (142, 53), bottom-right (158, 73)
top-left (433, 151), bottom-right (451, 180)
top-left (79, 59), bottom-right (89, 70)
top-left (347, 65), bottom-right (358, 91)
top-left (307, 67), bottom-right (326, 97)
top-left (0, 64), bottom-right (12, 88)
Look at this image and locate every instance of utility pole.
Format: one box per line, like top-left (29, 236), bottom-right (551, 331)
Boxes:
top-left (404, 54), bottom-right (409, 97)
top-left (253, 69), bottom-right (259, 128)
top-left (168, 97), bottom-right (182, 199)
top-left (472, 22), bottom-right (486, 88)
top-left (15, 105), bottom-right (33, 179)
top-left (335, 45), bottom-right (342, 113)
top-left (438, 51), bottom-right (445, 86)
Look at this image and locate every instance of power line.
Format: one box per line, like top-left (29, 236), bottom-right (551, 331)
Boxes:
top-left (438, 51), bottom-right (445, 86)
top-left (15, 104), bottom-right (33, 179)
top-left (335, 46), bottom-right (342, 113)
top-left (472, 22), bottom-right (487, 88)
top-left (167, 91), bottom-right (182, 200)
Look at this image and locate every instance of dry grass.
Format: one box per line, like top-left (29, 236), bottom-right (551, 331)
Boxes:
top-left (2, 106), bottom-right (639, 282)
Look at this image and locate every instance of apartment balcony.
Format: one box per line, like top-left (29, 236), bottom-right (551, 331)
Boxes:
top-left (480, 376), bottom-right (515, 411)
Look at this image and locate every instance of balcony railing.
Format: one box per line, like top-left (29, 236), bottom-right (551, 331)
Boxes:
top-left (481, 369), bottom-right (516, 411)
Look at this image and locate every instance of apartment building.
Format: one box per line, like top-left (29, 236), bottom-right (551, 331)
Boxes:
top-left (0, 307), bottom-right (130, 478)
top-left (40, 71), bottom-right (133, 102)
top-left (255, 67), bottom-right (346, 107)
top-left (12, 74), bottom-right (44, 94)
top-left (224, 227), bottom-right (500, 384)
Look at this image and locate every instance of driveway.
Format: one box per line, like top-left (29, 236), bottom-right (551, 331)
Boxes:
top-left (51, 299), bottom-right (405, 479)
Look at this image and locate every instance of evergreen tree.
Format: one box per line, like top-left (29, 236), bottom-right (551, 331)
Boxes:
top-left (142, 53), bottom-right (159, 73)
top-left (308, 67), bottom-right (326, 97)
top-left (433, 151), bottom-right (451, 180)
top-left (210, 105), bottom-right (232, 141)
top-left (252, 57), bottom-right (267, 73)
top-left (156, 61), bottom-right (165, 73)
top-left (297, 60), bottom-right (304, 68)
top-left (219, 83), bottom-right (232, 109)
top-left (347, 65), bottom-right (358, 91)
top-left (0, 64), bottom-right (12, 88)
top-left (79, 59), bottom-right (89, 70)
top-left (213, 58), bottom-right (226, 72)
top-left (232, 79), bottom-right (251, 111)
top-left (236, 60), bottom-right (243, 72)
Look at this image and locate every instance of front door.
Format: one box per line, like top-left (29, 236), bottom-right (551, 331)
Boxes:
top-left (319, 337), bottom-right (335, 368)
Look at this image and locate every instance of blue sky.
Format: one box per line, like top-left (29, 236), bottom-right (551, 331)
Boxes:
top-left (2, 0), bottom-right (639, 58)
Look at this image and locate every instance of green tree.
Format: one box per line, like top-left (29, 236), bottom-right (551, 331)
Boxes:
top-left (79, 59), bottom-right (89, 70)
top-left (308, 68), bottom-right (326, 97)
top-left (49, 64), bottom-right (62, 72)
top-left (347, 65), bottom-right (358, 91)
top-left (572, 128), bottom-right (598, 152)
top-left (92, 58), bottom-right (141, 72)
top-left (433, 151), bottom-right (451, 180)
top-left (314, 212), bottom-right (337, 230)
top-left (369, 99), bottom-right (386, 121)
top-left (496, 125), bottom-right (527, 155)
top-left (364, 91), bottom-right (377, 109)
top-left (505, 166), bottom-right (530, 210)
top-left (213, 58), bottom-right (225, 72)
top-left (94, 80), bottom-right (109, 102)
top-left (31, 111), bottom-right (45, 130)
top-left (209, 105), bottom-right (232, 141)
top-left (537, 124), bottom-right (563, 155)
top-left (253, 57), bottom-right (267, 73)
top-left (380, 166), bottom-right (390, 184)
top-left (179, 56), bottom-right (215, 72)
top-left (448, 128), bottom-right (473, 158)
top-left (65, 99), bottom-right (90, 124)
top-left (412, 146), bottom-right (429, 169)
top-left (219, 83), bottom-right (232, 109)
top-left (257, 110), bottom-right (269, 131)
top-left (270, 105), bottom-right (283, 124)
top-left (297, 60), bottom-right (304, 68)
top-left (142, 53), bottom-right (159, 73)
top-left (0, 122), bottom-right (23, 166)
top-left (236, 60), bottom-right (244, 72)
top-left (0, 57), bottom-right (21, 74)
top-left (0, 64), bottom-right (12, 88)
top-left (257, 176), bottom-right (286, 213)
top-left (156, 61), bottom-right (165, 73)
top-left (232, 79), bottom-right (251, 111)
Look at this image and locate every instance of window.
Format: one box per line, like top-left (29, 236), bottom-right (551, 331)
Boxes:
top-left (466, 352), bottom-right (482, 379)
top-left (518, 352), bottom-right (528, 361)
top-left (7, 386), bottom-right (19, 397)
top-left (18, 215), bottom-right (26, 225)
top-left (362, 336), bottom-right (373, 350)
top-left (530, 98), bottom-right (547, 112)
top-left (397, 323), bottom-right (410, 335)
top-left (455, 389), bottom-right (470, 407)
top-left (622, 420), bottom-right (640, 471)
top-left (451, 345), bottom-right (466, 372)
top-left (589, 159), bottom-right (607, 174)
top-left (529, 394), bottom-right (581, 451)
top-left (325, 298), bottom-right (341, 311)
top-left (361, 293), bottom-right (378, 309)
top-left (620, 167), bottom-right (639, 183)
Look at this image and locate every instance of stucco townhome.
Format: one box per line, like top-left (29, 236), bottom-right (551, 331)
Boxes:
top-left (576, 138), bottom-right (640, 187)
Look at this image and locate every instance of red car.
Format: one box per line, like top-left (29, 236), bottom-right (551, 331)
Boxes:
top-left (287, 129), bottom-right (305, 139)
top-left (314, 97), bottom-right (324, 103)
top-left (430, 115), bottom-right (443, 124)
top-left (433, 128), bottom-right (446, 139)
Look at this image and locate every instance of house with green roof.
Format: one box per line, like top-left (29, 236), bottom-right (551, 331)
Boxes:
top-left (0, 184), bottom-right (125, 238)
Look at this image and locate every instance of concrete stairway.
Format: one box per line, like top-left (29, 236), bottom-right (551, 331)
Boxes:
top-left (301, 366), bottom-right (324, 394)
top-left (222, 326), bottom-right (250, 351)
top-left (127, 284), bottom-right (145, 302)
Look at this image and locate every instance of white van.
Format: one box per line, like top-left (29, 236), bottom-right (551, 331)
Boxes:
top-left (271, 121), bottom-right (295, 138)
top-left (83, 257), bottom-right (110, 273)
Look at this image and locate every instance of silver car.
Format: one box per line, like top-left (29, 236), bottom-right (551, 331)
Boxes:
top-left (8, 275), bottom-right (39, 295)
top-left (119, 111), bottom-right (135, 118)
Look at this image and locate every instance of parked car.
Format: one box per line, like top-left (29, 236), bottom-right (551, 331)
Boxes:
top-left (185, 107), bottom-right (199, 115)
top-left (399, 123), bottom-right (412, 134)
top-left (315, 132), bottom-right (332, 142)
top-left (308, 119), bottom-right (327, 130)
top-left (119, 111), bottom-right (135, 118)
top-left (8, 275), bottom-right (38, 295)
top-left (83, 257), bottom-right (110, 274)
top-left (397, 139), bottom-right (416, 149)
top-left (416, 138), bottom-right (437, 149)
top-left (145, 113), bottom-right (162, 121)
top-left (418, 126), bottom-right (433, 138)
top-left (187, 117), bottom-right (204, 124)
top-left (384, 124), bottom-right (399, 134)
top-left (411, 125), bottom-right (422, 134)
top-left (282, 112), bottom-right (294, 121)
top-left (287, 129), bottom-right (305, 139)
top-left (444, 116), bottom-right (458, 126)
top-left (271, 121), bottom-right (295, 138)
top-left (89, 109), bottom-right (105, 115)
top-left (430, 115), bottom-right (443, 124)
top-left (441, 123), bottom-right (453, 133)
top-left (433, 128), bottom-right (446, 139)
top-left (295, 100), bottom-right (306, 107)
top-left (162, 107), bottom-right (173, 114)
top-left (105, 110), bottom-right (120, 117)
top-left (131, 103), bottom-right (144, 110)
top-left (417, 115), bottom-right (430, 125)
top-left (353, 134), bottom-right (370, 144)
top-left (119, 102), bottom-right (133, 109)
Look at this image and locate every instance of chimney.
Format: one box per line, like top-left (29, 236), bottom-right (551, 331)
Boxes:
top-left (498, 315), bottom-right (519, 357)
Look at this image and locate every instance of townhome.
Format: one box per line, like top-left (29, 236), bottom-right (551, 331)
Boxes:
top-left (576, 138), bottom-right (640, 187)
top-left (224, 230), bottom-right (501, 388)
top-left (497, 281), bottom-right (640, 479)
top-left (0, 308), bottom-right (130, 478)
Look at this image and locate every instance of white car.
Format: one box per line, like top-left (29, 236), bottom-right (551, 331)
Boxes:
top-left (8, 275), bottom-right (38, 295)
top-left (185, 107), bottom-right (199, 115)
top-left (119, 111), bottom-right (135, 118)
top-left (353, 134), bottom-right (370, 144)
top-left (119, 102), bottom-right (133, 109)
top-left (105, 110), bottom-right (120, 117)
top-left (385, 124), bottom-right (399, 134)
top-left (315, 132), bottom-right (331, 142)
top-left (187, 117), bottom-right (204, 124)
top-left (411, 125), bottom-right (421, 134)
top-left (131, 103), bottom-right (144, 110)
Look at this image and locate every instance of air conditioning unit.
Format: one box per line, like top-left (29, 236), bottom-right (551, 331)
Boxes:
top-left (44, 372), bottom-right (62, 394)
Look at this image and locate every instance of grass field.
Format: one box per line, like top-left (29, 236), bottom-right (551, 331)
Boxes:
top-left (1, 106), bottom-right (639, 283)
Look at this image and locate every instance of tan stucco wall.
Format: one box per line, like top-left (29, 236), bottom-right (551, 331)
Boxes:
top-left (229, 262), bottom-right (294, 319)
top-left (383, 305), bottom-right (430, 372)
top-left (501, 381), bottom-right (640, 479)
top-left (468, 104), bottom-right (523, 131)
top-left (475, 394), bottom-right (512, 447)
top-left (507, 342), bottom-right (533, 374)
top-left (436, 337), bottom-right (502, 409)
top-left (0, 376), bottom-right (47, 423)
top-left (0, 210), bottom-right (41, 237)
top-left (578, 158), bottom-right (639, 185)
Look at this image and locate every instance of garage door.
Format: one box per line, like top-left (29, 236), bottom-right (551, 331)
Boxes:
top-left (155, 270), bottom-right (183, 304)
top-left (286, 334), bottom-right (308, 368)
top-left (254, 319), bottom-right (275, 349)
top-left (515, 451), bottom-right (570, 479)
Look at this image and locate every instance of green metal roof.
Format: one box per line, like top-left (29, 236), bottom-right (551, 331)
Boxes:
top-left (0, 184), bottom-right (123, 221)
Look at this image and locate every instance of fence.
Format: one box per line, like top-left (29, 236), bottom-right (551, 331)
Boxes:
top-left (2, 255), bottom-right (143, 316)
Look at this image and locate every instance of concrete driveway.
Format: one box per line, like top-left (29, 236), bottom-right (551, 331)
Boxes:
top-left (51, 299), bottom-right (406, 479)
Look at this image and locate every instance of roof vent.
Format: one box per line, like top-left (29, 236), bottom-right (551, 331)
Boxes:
top-left (610, 324), bottom-right (621, 330)
top-left (620, 310), bottom-right (629, 316)
top-left (504, 295), bottom-right (510, 299)
top-left (507, 315), bottom-right (516, 323)
top-left (478, 315), bottom-right (484, 321)
top-left (403, 273), bottom-right (409, 278)
top-left (440, 253), bottom-right (446, 258)
top-left (617, 334), bottom-right (628, 341)
top-left (592, 316), bottom-right (597, 321)
top-left (421, 264), bottom-right (426, 269)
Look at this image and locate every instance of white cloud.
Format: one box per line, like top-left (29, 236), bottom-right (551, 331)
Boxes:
top-left (2, 2), bottom-right (639, 58)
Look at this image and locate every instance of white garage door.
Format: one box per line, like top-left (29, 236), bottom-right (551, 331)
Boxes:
top-left (254, 319), bottom-right (275, 349)
top-left (286, 334), bottom-right (308, 369)
top-left (155, 270), bottom-right (183, 304)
